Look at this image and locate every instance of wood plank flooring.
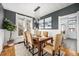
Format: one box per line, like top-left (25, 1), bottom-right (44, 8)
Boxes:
top-left (0, 41), bottom-right (25, 56)
top-left (0, 45), bottom-right (15, 56)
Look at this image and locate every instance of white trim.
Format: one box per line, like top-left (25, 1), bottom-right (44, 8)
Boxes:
top-left (76, 11), bottom-right (79, 52)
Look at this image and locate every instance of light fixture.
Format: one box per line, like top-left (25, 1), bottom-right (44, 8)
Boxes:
top-left (34, 6), bottom-right (40, 12)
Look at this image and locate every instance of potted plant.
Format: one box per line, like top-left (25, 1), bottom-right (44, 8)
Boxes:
top-left (2, 18), bottom-right (16, 46)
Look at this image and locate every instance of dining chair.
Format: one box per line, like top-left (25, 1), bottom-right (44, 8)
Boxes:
top-left (77, 52), bottom-right (79, 56)
top-left (42, 34), bottom-right (63, 56)
top-left (42, 31), bottom-right (53, 43)
top-left (43, 31), bottom-right (48, 37)
top-left (53, 34), bottom-right (64, 55)
top-left (36, 31), bottom-right (41, 37)
top-left (42, 31), bottom-right (51, 47)
top-left (23, 31), bottom-right (28, 48)
top-left (26, 31), bottom-right (38, 55)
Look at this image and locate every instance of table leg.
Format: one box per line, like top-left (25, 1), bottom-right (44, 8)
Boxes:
top-left (51, 38), bottom-right (53, 43)
top-left (38, 42), bottom-right (42, 56)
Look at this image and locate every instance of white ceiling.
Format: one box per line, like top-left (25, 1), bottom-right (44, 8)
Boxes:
top-left (2, 3), bottom-right (73, 18)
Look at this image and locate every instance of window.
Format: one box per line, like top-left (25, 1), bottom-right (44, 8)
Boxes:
top-left (39, 19), bottom-right (44, 29)
top-left (44, 17), bottom-right (52, 29)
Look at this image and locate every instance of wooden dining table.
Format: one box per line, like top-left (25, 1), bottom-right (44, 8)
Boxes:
top-left (33, 36), bottom-right (53, 56)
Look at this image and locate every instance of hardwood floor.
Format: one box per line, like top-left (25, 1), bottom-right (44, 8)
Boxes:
top-left (0, 41), bottom-right (25, 56)
top-left (60, 47), bottom-right (79, 56)
top-left (0, 45), bottom-right (15, 56)
top-left (0, 42), bottom-right (79, 56)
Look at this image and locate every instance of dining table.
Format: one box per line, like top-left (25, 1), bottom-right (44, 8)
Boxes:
top-left (33, 36), bottom-right (53, 56)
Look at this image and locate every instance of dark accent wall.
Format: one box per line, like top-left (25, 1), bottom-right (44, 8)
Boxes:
top-left (0, 4), bottom-right (4, 29)
top-left (4, 9), bottom-right (34, 24)
top-left (40, 3), bottom-right (79, 29)
top-left (4, 9), bottom-right (16, 24)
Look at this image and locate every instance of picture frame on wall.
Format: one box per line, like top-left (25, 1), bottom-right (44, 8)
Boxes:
top-left (44, 17), bottom-right (52, 29)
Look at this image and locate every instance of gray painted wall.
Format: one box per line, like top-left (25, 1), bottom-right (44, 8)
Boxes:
top-left (0, 4), bottom-right (4, 29)
top-left (40, 3), bottom-right (79, 29)
top-left (4, 9), bottom-right (16, 24)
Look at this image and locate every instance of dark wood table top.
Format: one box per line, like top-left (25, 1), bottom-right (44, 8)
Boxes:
top-left (33, 36), bottom-right (53, 42)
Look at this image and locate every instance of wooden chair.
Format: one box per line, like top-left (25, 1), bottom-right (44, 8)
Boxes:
top-left (36, 31), bottom-right (41, 37)
top-left (77, 52), bottom-right (79, 56)
top-left (53, 34), bottom-right (63, 55)
top-left (23, 31), bottom-right (27, 45)
top-left (23, 31), bottom-right (28, 48)
top-left (26, 31), bottom-right (38, 55)
top-left (42, 31), bottom-right (54, 44)
top-left (42, 34), bottom-right (63, 56)
top-left (43, 31), bottom-right (48, 37)
top-left (42, 31), bottom-right (51, 47)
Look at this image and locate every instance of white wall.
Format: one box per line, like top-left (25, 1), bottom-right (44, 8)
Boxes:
top-left (0, 4), bottom-right (4, 53)
top-left (39, 29), bottom-right (60, 36)
top-left (4, 30), bottom-right (10, 45)
top-left (77, 11), bottom-right (79, 52)
top-left (0, 29), bottom-right (4, 53)
top-left (4, 29), bottom-right (18, 45)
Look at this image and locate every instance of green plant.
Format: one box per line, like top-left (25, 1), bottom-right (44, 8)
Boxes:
top-left (2, 18), bottom-right (16, 40)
